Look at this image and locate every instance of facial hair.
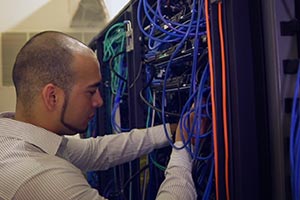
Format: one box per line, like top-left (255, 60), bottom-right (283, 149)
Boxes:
top-left (60, 93), bottom-right (88, 134)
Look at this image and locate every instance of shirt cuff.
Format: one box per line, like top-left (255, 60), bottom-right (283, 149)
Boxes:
top-left (147, 123), bottom-right (172, 148)
top-left (167, 141), bottom-right (192, 172)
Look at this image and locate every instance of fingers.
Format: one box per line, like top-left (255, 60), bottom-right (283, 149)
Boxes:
top-left (175, 108), bottom-right (196, 143)
top-left (169, 123), bottom-right (178, 135)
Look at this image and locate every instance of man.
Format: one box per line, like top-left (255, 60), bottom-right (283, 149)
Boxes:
top-left (0, 31), bottom-right (196, 199)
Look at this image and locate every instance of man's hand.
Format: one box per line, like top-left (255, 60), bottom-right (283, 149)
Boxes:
top-left (175, 111), bottom-right (195, 143)
top-left (169, 123), bottom-right (178, 137)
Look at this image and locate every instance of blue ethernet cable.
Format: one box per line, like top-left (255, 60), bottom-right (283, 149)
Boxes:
top-left (290, 64), bottom-right (300, 200)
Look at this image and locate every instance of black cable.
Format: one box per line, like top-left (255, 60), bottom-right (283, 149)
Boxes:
top-left (140, 84), bottom-right (180, 117)
top-left (195, 49), bottom-right (208, 83)
top-left (128, 62), bottom-right (143, 89)
top-left (123, 164), bottom-right (149, 190)
top-left (109, 51), bottom-right (127, 82)
top-left (140, 64), bottom-right (194, 117)
top-left (109, 52), bottom-right (143, 89)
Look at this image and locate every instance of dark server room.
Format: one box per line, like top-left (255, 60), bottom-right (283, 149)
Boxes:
top-left (0, 0), bottom-right (299, 200)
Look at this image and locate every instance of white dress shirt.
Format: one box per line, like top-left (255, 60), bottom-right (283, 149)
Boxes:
top-left (0, 112), bottom-right (196, 200)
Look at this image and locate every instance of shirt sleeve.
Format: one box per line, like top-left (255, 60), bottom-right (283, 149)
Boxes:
top-left (14, 162), bottom-right (107, 200)
top-left (156, 141), bottom-right (197, 200)
top-left (57, 124), bottom-right (172, 171)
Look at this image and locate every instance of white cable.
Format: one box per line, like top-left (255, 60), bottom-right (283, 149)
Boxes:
top-left (151, 91), bottom-right (156, 127)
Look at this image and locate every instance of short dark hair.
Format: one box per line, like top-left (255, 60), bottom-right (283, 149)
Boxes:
top-left (12, 31), bottom-right (83, 108)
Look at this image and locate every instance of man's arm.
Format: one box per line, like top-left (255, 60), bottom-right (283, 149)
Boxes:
top-left (156, 110), bottom-right (197, 199)
top-left (156, 141), bottom-right (197, 200)
top-left (57, 124), bottom-right (172, 171)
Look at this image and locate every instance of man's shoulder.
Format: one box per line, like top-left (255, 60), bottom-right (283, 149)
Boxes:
top-left (0, 138), bottom-right (83, 200)
top-left (0, 136), bottom-right (76, 171)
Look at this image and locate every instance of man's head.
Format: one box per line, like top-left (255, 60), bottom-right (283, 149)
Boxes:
top-left (13, 31), bottom-right (103, 135)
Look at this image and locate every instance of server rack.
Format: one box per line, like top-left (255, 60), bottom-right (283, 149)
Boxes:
top-left (223, 0), bottom-right (299, 199)
top-left (259, 0), bottom-right (299, 199)
top-left (86, 0), bottom-right (300, 199)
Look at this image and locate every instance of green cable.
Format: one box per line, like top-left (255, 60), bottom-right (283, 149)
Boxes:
top-left (103, 22), bottom-right (127, 95)
top-left (145, 92), bottom-right (166, 171)
top-left (103, 23), bottom-right (125, 62)
top-left (150, 153), bottom-right (166, 171)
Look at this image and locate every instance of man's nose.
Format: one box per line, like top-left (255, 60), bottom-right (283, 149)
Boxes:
top-left (93, 89), bottom-right (103, 108)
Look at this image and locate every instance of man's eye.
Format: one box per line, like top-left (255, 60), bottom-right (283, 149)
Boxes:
top-left (89, 90), bottom-right (96, 95)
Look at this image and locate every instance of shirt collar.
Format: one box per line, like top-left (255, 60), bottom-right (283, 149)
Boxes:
top-left (0, 112), bottom-right (63, 155)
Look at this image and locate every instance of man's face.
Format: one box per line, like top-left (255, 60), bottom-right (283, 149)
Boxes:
top-left (60, 53), bottom-right (103, 134)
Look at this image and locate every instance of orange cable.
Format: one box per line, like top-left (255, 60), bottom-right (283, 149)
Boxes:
top-left (218, 2), bottom-right (230, 200)
top-left (205, 0), bottom-right (220, 199)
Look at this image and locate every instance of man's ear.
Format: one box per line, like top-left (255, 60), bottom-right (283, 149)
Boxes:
top-left (41, 83), bottom-right (61, 111)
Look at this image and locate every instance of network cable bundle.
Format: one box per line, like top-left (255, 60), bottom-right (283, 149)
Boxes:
top-left (85, 18), bottom-right (136, 199)
top-left (138, 0), bottom-right (231, 199)
top-left (290, 64), bottom-right (300, 200)
top-left (87, 0), bottom-right (229, 199)
top-left (86, 0), bottom-right (300, 199)
top-left (138, 0), bottom-right (215, 199)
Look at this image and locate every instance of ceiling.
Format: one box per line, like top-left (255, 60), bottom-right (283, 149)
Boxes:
top-left (70, 0), bottom-right (109, 28)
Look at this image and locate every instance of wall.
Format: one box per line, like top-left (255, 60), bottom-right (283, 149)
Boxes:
top-left (0, 0), bottom-right (107, 112)
top-left (104, 0), bottom-right (130, 20)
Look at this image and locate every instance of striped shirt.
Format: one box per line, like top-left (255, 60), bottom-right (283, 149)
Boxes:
top-left (0, 112), bottom-right (196, 200)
